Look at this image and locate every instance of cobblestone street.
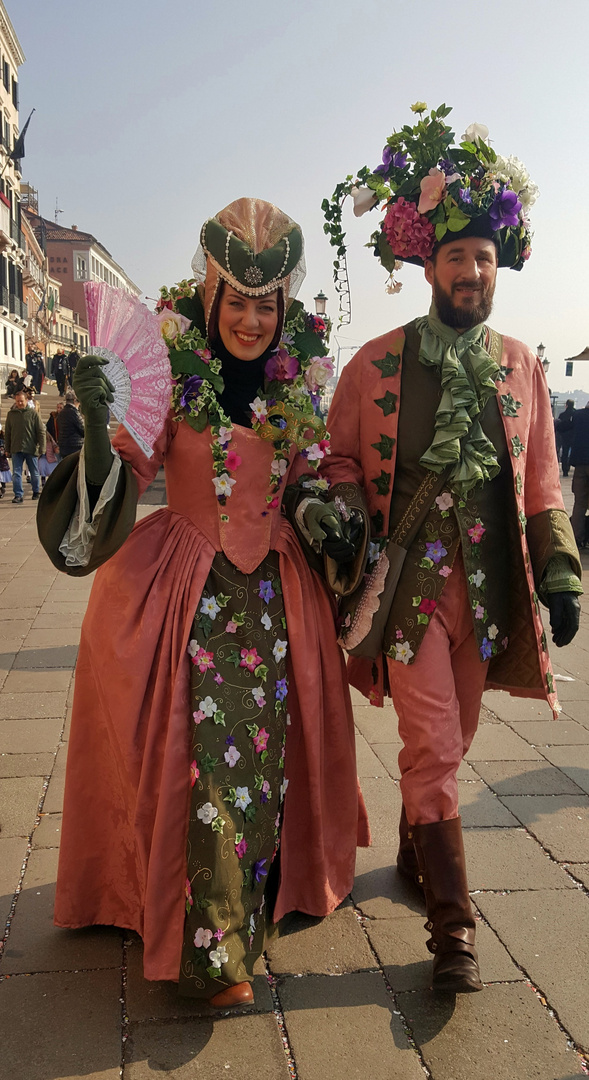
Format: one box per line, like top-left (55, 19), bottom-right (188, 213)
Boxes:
top-left (1, 392), bottom-right (589, 1078)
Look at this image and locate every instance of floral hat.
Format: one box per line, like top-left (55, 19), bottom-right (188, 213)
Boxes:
top-left (323, 102), bottom-right (539, 306)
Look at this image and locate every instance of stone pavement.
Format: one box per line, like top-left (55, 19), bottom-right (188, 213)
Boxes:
top-left (1, 398), bottom-right (589, 1078)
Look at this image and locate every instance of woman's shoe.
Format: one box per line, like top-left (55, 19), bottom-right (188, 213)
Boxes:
top-left (210, 981), bottom-right (254, 1009)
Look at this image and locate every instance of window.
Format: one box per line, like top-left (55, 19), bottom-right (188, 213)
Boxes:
top-left (75, 255), bottom-right (87, 281)
top-left (3, 61), bottom-right (9, 93)
top-left (49, 256), bottom-right (54, 261)
top-left (11, 78), bottom-right (18, 110)
top-left (10, 328), bottom-right (14, 357)
top-left (3, 327), bottom-right (6, 355)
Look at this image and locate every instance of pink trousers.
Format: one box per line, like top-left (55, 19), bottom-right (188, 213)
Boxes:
top-left (386, 558), bottom-right (489, 825)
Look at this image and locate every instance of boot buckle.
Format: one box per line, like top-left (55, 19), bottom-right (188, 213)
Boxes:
top-left (425, 920), bottom-right (433, 931)
top-left (417, 874), bottom-right (424, 884)
top-left (407, 830), bottom-right (413, 839)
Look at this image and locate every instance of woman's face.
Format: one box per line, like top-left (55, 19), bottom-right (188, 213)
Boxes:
top-left (217, 285), bottom-right (279, 361)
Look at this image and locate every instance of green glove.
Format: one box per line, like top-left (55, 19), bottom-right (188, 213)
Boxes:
top-left (304, 501), bottom-right (359, 564)
top-left (73, 355), bottom-right (115, 487)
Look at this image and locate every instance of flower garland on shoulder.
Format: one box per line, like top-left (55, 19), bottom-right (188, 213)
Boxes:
top-left (156, 281), bottom-right (335, 517)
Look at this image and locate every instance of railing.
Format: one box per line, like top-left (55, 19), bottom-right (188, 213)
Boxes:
top-left (10, 219), bottom-right (25, 251)
top-left (0, 283), bottom-right (8, 309)
top-left (8, 294), bottom-right (28, 321)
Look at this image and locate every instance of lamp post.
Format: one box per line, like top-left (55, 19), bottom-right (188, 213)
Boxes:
top-left (537, 342), bottom-right (549, 374)
top-left (314, 290), bottom-right (328, 317)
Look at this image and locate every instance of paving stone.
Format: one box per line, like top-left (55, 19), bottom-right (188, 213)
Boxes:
top-left (0, 968), bottom-right (122, 1080)
top-left (125, 936), bottom-right (272, 1020)
top-left (539, 745), bottom-right (589, 795)
top-left (1, 847), bottom-right (123, 973)
top-left (0, 775), bottom-right (44, 836)
top-left (0, 607), bottom-right (39, 621)
top-left (355, 731), bottom-right (387, 777)
top-left (0, 717), bottom-right (62, 753)
top-left (482, 690), bottom-right (555, 722)
top-left (397, 983), bottom-right (585, 1080)
top-left (24, 627), bottom-right (82, 648)
top-left (279, 972), bottom-right (424, 1080)
top-left (352, 845), bottom-right (426, 920)
top-left (476, 890), bottom-right (589, 1052)
top-left (472, 759), bottom-right (585, 796)
top-left (13, 645), bottom-right (79, 669)
top-left (499, 795), bottom-right (589, 861)
top-left (353, 705), bottom-right (399, 744)
top-left (366, 914), bottom-right (521, 991)
top-left (33, 812), bottom-right (62, 847)
top-left (360, 775), bottom-right (402, 846)
top-left (459, 780), bottom-right (519, 827)
top-left (2, 668), bottom-right (71, 692)
top-left (42, 743), bottom-right (67, 813)
top-left (0, 752), bottom-right (55, 777)
top-left (0, 620), bottom-right (33, 645)
top-left (0, 836), bottom-right (27, 926)
top-left (0, 690), bottom-right (68, 719)
top-left (464, 828), bottom-right (574, 891)
top-left (266, 905), bottom-right (374, 976)
top-left (566, 864), bottom-right (589, 888)
top-left (509, 720), bottom-right (589, 745)
top-left (37, 601), bottom-right (88, 617)
top-left (465, 724), bottom-right (542, 761)
top-left (126, 1013), bottom-right (290, 1079)
top-left (33, 611), bottom-right (84, 629)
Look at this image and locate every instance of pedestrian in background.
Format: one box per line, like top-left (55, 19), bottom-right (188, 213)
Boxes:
top-left (57, 389), bottom-right (84, 458)
top-left (67, 349), bottom-right (80, 387)
top-left (5, 369), bottom-right (23, 397)
top-left (51, 350), bottom-right (68, 396)
top-left (570, 401), bottom-right (589, 546)
top-left (25, 348), bottom-right (46, 396)
top-left (0, 421), bottom-right (12, 498)
top-left (556, 399), bottom-right (576, 478)
top-left (3, 388), bottom-right (46, 503)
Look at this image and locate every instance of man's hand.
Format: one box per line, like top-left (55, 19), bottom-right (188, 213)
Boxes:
top-left (73, 355), bottom-right (114, 425)
top-left (547, 593), bottom-right (581, 647)
top-left (304, 501), bottom-right (360, 564)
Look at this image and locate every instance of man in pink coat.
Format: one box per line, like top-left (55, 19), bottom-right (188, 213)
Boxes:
top-left (319, 104), bottom-right (582, 993)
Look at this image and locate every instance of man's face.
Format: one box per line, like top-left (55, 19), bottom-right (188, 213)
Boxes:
top-left (425, 236), bottom-right (498, 330)
top-left (14, 392), bottom-right (27, 410)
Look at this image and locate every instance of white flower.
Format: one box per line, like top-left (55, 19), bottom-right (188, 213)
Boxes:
top-left (155, 309), bottom-right (192, 341)
top-left (487, 624), bottom-right (499, 640)
top-left (261, 612), bottom-right (272, 630)
top-left (187, 639), bottom-right (198, 657)
top-left (385, 280), bottom-right (403, 295)
top-left (307, 442), bottom-right (325, 462)
top-left (280, 778), bottom-right (289, 803)
top-left (194, 926), bottom-right (213, 949)
top-left (367, 541), bottom-right (381, 565)
top-left (235, 786), bottom-right (252, 810)
top-left (395, 641), bottom-right (414, 665)
top-left (224, 746), bottom-right (241, 767)
top-left (212, 472), bottom-right (236, 498)
top-left (197, 802), bottom-right (218, 825)
top-left (217, 425), bottom-right (233, 446)
top-left (249, 914), bottom-right (256, 935)
top-left (273, 639), bottom-right (288, 662)
top-left (351, 185), bottom-right (379, 217)
top-left (492, 154), bottom-right (539, 210)
top-left (250, 397), bottom-right (267, 422)
top-left (271, 458), bottom-right (289, 477)
top-left (435, 492), bottom-right (454, 512)
top-left (462, 122), bottom-right (489, 144)
top-left (200, 595), bottom-right (221, 618)
top-left (209, 946), bottom-right (229, 969)
top-left (471, 569), bottom-right (486, 588)
top-left (252, 686), bottom-right (266, 705)
top-left (199, 696), bottom-right (217, 717)
top-left (304, 356), bottom-right (334, 393)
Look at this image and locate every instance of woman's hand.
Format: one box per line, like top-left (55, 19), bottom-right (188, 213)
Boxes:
top-left (73, 356), bottom-right (114, 424)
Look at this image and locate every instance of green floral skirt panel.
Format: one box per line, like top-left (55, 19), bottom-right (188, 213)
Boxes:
top-left (179, 550), bottom-right (288, 998)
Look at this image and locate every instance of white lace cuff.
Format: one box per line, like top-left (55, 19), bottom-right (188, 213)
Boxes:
top-left (58, 446), bottom-right (122, 568)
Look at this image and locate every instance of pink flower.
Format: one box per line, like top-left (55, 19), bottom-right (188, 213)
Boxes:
top-left (475, 604), bottom-right (485, 619)
top-left (267, 496), bottom-right (279, 509)
top-left (192, 647), bottom-right (215, 673)
top-left (439, 565), bottom-right (453, 578)
top-left (253, 727), bottom-right (269, 754)
top-left (225, 450), bottom-right (242, 471)
top-left (266, 349), bottom-right (299, 382)
top-left (193, 710), bottom-right (205, 724)
top-left (213, 672), bottom-right (224, 685)
top-left (418, 168), bottom-right (447, 214)
top-left (213, 928), bottom-right (224, 941)
top-left (419, 598), bottom-right (437, 616)
top-left (226, 620), bottom-right (238, 634)
top-left (185, 878), bottom-right (193, 908)
top-left (196, 348), bottom-right (212, 362)
top-left (435, 492), bottom-right (454, 511)
top-left (396, 628), bottom-right (404, 640)
top-left (468, 522), bottom-right (486, 544)
top-left (383, 197), bottom-right (435, 261)
top-left (240, 647), bottom-right (262, 672)
top-left (368, 689), bottom-right (380, 705)
top-left (190, 760), bottom-right (199, 786)
top-left (235, 838), bottom-right (248, 859)
top-left (193, 926), bottom-right (213, 949)
top-left (262, 780), bottom-right (271, 793)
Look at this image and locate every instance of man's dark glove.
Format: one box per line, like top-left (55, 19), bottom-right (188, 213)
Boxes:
top-left (304, 501), bottom-right (362, 565)
top-left (547, 593), bottom-right (581, 647)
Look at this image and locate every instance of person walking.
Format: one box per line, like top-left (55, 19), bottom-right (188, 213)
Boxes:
top-left (57, 390), bottom-right (85, 458)
top-left (51, 350), bottom-right (69, 396)
top-left (3, 388), bottom-right (46, 502)
top-left (319, 102), bottom-right (582, 994)
top-left (556, 400), bottom-right (576, 478)
top-left (25, 348), bottom-right (46, 395)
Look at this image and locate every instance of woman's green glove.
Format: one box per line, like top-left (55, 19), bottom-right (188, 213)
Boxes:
top-left (73, 355), bottom-right (115, 487)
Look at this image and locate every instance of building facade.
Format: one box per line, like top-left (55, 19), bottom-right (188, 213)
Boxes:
top-left (0, 0), bottom-right (26, 383)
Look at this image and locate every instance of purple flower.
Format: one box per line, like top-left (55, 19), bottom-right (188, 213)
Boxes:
top-left (489, 187), bottom-right (522, 230)
top-left (480, 637), bottom-right (493, 661)
top-left (259, 579), bottom-right (275, 603)
top-left (266, 349), bottom-right (299, 382)
top-left (260, 791), bottom-right (269, 804)
top-left (425, 539), bottom-right (448, 564)
top-left (374, 147), bottom-right (408, 175)
top-left (439, 158), bottom-right (459, 178)
top-left (253, 858), bottom-right (268, 884)
top-left (275, 678), bottom-right (288, 702)
top-left (226, 736), bottom-right (235, 746)
top-left (459, 187), bottom-right (473, 204)
top-left (180, 374), bottom-right (203, 408)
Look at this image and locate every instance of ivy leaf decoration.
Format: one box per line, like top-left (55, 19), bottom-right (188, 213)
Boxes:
top-left (374, 390), bottom-right (398, 416)
top-left (371, 434), bottom-right (395, 460)
top-left (511, 435), bottom-right (525, 458)
top-left (500, 393), bottom-right (522, 418)
top-left (372, 352), bottom-right (401, 379)
top-left (371, 470), bottom-right (391, 496)
top-left (200, 753), bottom-right (219, 773)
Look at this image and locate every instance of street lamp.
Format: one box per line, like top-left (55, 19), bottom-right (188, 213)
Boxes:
top-left (314, 290), bottom-right (328, 317)
top-left (537, 342), bottom-right (549, 373)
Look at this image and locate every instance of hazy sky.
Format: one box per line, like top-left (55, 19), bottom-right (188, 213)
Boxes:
top-left (13, 0), bottom-right (589, 389)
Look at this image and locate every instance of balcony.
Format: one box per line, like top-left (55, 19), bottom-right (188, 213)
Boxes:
top-left (10, 218), bottom-right (25, 252)
top-left (23, 254), bottom-right (43, 288)
top-left (8, 293), bottom-right (27, 322)
top-left (0, 283), bottom-right (8, 312)
top-left (0, 198), bottom-right (10, 250)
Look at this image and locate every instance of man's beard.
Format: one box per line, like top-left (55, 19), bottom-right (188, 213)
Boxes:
top-left (433, 277), bottom-right (495, 330)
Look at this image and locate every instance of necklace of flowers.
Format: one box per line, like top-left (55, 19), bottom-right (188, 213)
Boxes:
top-left (156, 281), bottom-right (334, 518)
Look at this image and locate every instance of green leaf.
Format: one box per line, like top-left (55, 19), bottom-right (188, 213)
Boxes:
top-left (216, 593), bottom-right (230, 608)
top-left (412, 596), bottom-right (422, 607)
top-left (194, 893), bottom-right (212, 911)
top-left (417, 613), bottom-right (430, 625)
top-left (254, 663), bottom-right (269, 682)
top-left (211, 816), bottom-right (225, 834)
top-left (254, 774), bottom-right (264, 790)
top-left (200, 753), bottom-right (219, 773)
top-left (435, 222), bottom-right (448, 241)
top-left (176, 291), bottom-right (206, 334)
top-left (184, 408), bottom-right (208, 434)
top-left (197, 614), bottom-right (213, 639)
top-left (224, 787), bottom-right (237, 804)
top-left (374, 390), bottom-right (397, 416)
top-left (207, 966), bottom-right (221, 979)
top-left (213, 710), bottom-right (226, 726)
top-left (371, 470), bottom-right (391, 496)
top-left (260, 750), bottom-right (269, 764)
top-left (515, 473), bottom-right (522, 495)
top-left (371, 434), bottom-right (395, 460)
top-left (244, 804), bottom-right (257, 822)
top-left (376, 231), bottom-right (399, 274)
top-left (226, 647), bottom-right (241, 667)
top-left (246, 723), bottom-right (260, 738)
top-left (372, 352), bottom-right (401, 379)
top-left (232, 611), bottom-right (246, 626)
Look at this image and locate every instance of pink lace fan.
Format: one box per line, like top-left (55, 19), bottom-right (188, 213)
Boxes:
top-left (84, 282), bottom-right (173, 457)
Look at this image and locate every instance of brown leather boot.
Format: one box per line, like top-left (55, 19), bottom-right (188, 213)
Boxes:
top-left (210, 981), bottom-right (254, 1009)
top-left (412, 816), bottom-right (483, 993)
top-left (396, 805), bottom-right (424, 896)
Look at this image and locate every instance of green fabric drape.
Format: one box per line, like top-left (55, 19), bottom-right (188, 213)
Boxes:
top-left (415, 304), bottom-right (501, 497)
